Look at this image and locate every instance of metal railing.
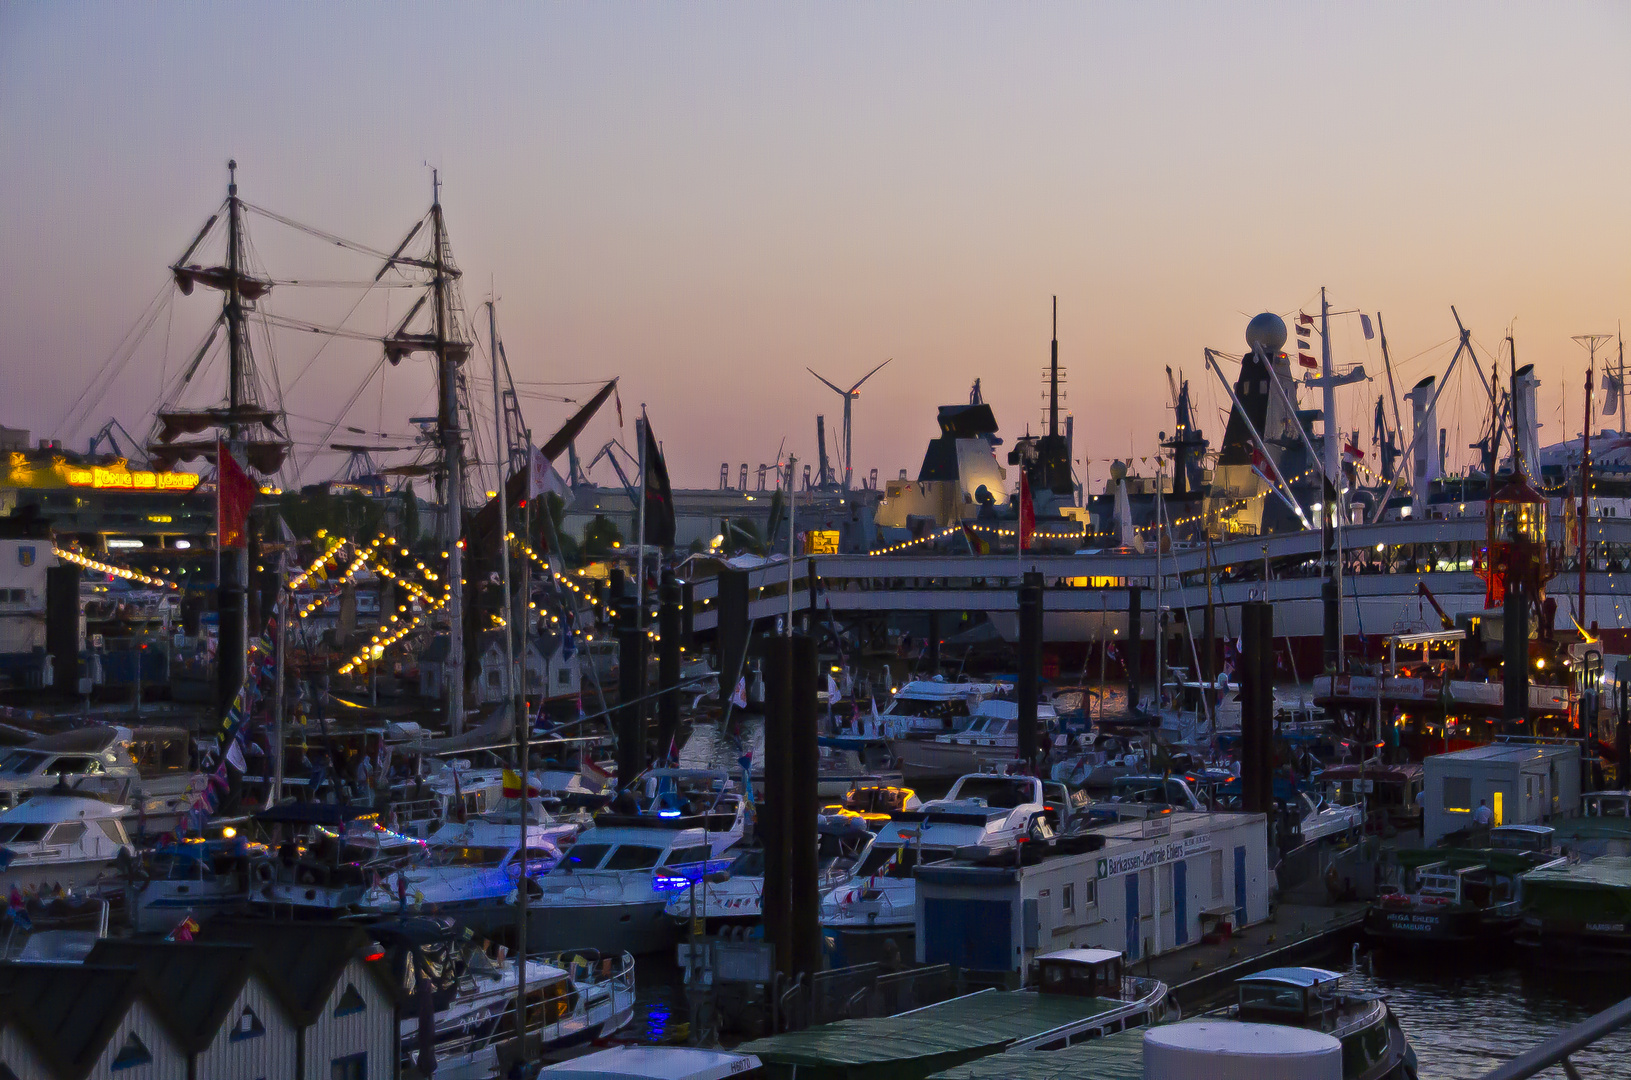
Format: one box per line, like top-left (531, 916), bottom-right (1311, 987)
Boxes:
top-left (1480, 995), bottom-right (1631, 1080)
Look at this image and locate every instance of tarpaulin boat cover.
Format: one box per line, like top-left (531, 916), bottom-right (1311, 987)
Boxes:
top-left (738, 990), bottom-right (1121, 1080)
top-left (1523, 855), bottom-right (1631, 922)
top-left (927, 1028), bottom-right (1146, 1080)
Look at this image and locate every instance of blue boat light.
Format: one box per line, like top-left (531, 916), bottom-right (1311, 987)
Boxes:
top-left (657, 810), bottom-right (682, 818)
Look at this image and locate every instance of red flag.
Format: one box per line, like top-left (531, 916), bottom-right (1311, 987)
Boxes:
top-left (1299, 313), bottom-right (1315, 326)
top-left (1018, 472), bottom-right (1035, 551)
top-left (1298, 353), bottom-right (1318, 369)
top-left (216, 439), bottom-right (255, 549)
top-left (1344, 441), bottom-right (1365, 461)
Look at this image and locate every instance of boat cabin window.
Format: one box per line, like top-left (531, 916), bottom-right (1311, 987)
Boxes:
top-left (1238, 983), bottom-right (1307, 1015)
top-left (440, 845), bottom-right (512, 867)
top-left (662, 844), bottom-right (714, 867)
top-left (0, 823), bottom-right (50, 843)
top-left (1038, 958), bottom-right (1120, 997)
top-left (47, 756), bottom-right (102, 776)
top-left (558, 843), bottom-right (612, 870)
top-left (0, 751), bottom-right (48, 776)
top-left (46, 822), bottom-right (86, 846)
top-left (953, 777), bottom-right (1035, 809)
top-left (884, 698), bottom-right (971, 724)
top-left (603, 844), bottom-right (666, 870)
top-left (854, 844), bottom-right (921, 878)
top-left (98, 819), bottom-right (128, 846)
top-left (728, 848), bottom-right (766, 876)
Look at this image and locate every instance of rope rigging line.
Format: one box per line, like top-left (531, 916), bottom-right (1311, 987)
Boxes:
top-left (55, 279), bottom-right (174, 440)
top-left (239, 200), bottom-right (407, 264)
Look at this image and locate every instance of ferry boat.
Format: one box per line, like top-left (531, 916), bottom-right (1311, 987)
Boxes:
top-left (372, 917), bottom-right (635, 1078)
top-left (524, 779), bottom-right (744, 955)
top-left (1514, 854), bottom-right (1631, 972)
top-left (1225, 967), bottom-right (1416, 1080)
top-left (1366, 832), bottom-right (1567, 951)
top-left (0, 793), bottom-right (134, 893)
top-left (889, 699), bottom-right (1060, 781)
top-left (821, 773), bottom-right (1049, 958)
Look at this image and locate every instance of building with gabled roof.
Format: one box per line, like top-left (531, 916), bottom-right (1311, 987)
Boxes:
top-left (84, 940), bottom-right (299, 1080)
top-left (0, 962), bottom-right (187, 1080)
top-left (194, 919), bottom-right (398, 1080)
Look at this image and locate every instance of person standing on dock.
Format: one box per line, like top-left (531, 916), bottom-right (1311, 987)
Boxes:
top-left (1473, 799), bottom-right (1493, 826)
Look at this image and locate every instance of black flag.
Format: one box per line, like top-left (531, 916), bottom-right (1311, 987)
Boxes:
top-left (642, 417), bottom-right (676, 548)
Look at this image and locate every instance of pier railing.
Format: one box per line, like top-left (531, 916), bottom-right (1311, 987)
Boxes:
top-left (780, 963), bottom-right (957, 1032)
top-left (1479, 994), bottom-right (1631, 1080)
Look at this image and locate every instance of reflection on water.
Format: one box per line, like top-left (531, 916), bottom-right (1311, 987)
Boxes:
top-left (1350, 956), bottom-right (1631, 1079)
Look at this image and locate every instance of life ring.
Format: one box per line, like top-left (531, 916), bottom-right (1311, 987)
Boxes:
top-left (251, 860), bottom-right (276, 886)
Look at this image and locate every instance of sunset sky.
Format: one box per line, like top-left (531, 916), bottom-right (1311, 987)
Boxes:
top-left (3, 3), bottom-right (1628, 491)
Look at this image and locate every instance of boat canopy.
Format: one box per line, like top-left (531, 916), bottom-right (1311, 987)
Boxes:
top-left (1392, 848), bottom-right (1552, 876)
top-left (737, 989), bottom-right (1125, 1080)
top-left (540, 1047), bottom-right (763, 1080)
top-left (1239, 967), bottom-right (1342, 989)
top-left (1523, 856), bottom-right (1631, 922)
top-left (924, 1029), bottom-right (1145, 1080)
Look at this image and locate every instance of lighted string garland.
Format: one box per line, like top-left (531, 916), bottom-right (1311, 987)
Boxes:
top-left (53, 547), bottom-right (180, 589)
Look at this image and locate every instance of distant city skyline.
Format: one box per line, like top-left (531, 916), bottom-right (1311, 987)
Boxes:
top-left (3, 3), bottom-right (1628, 489)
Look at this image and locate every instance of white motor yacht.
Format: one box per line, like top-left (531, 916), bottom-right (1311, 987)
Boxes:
top-left (0, 793), bottom-right (134, 893)
top-left (374, 916), bottom-right (635, 1079)
top-left (355, 797), bottom-right (576, 933)
top-left (0, 726), bottom-right (201, 832)
top-left (663, 815), bottom-right (875, 932)
top-left (890, 699), bottom-right (1060, 781)
top-left (524, 777), bottom-right (744, 955)
top-left (821, 773), bottom-right (1050, 960)
top-left (877, 680), bottom-right (1004, 739)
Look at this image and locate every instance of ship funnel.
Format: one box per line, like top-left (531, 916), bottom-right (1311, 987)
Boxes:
top-left (1512, 363), bottom-right (1541, 481)
top-left (1406, 375), bottom-right (1439, 511)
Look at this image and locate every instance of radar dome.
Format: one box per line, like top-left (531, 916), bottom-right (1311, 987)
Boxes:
top-left (1245, 313), bottom-right (1287, 355)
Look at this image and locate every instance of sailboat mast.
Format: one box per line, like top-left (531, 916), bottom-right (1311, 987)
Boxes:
top-left (225, 160), bottom-right (243, 433)
top-left (432, 172), bottom-right (466, 735)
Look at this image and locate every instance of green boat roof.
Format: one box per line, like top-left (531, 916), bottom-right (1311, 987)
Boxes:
top-left (1524, 855), bottom-right (1631, 891)
top-left (926, 1028), bottom-right (1147, 1080)
top-left (737, 990), bottom-right (1125, 1080)
top-left (1393, 848), bottom-right (1551, 875)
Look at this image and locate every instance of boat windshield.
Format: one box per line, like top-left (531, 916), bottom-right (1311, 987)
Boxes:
top-left (728, 848), bottom-right (765, 876)
top-left (1239, 983), bottom-right (1307, 1014)
top-left (602, 844), bottom-right (665, 870)
top-left (0, 751), bottom-right (48, 776)
top-left (557, 843), bottom-right (612, 871)
top-left (0, 823), bottom-right (49, 843)
top-left (884, 698), bottom-right (970, 721)
top-left (951, 777), bottom-right (1035, 809)
top-left (852, 844), bottom-right (929, 878)
top-left (438, 845), bottom-right (511, 867)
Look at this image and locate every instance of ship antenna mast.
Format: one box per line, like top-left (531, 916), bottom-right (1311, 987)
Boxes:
top-left (1049, 295), bottom-right (1059, 438)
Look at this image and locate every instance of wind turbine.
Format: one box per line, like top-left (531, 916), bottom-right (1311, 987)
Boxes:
top-left (807, 359), bottom-right (891, 490)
